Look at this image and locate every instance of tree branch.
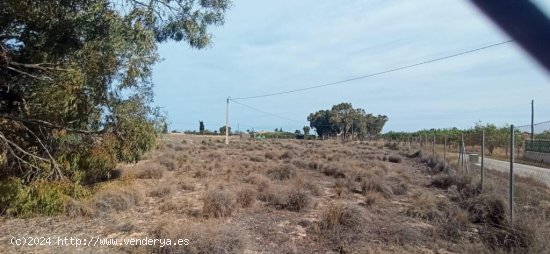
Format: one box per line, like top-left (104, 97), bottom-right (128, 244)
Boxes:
top-left (0, 114), bottom-right (108, 135)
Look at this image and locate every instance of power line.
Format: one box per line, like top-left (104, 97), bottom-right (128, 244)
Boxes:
top-left (230, 99), bottom-right (307, 124)
top-left (231, 40), bottom-right (513, 100)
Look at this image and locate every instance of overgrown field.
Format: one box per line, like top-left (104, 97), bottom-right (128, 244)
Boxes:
top-left (1, 135), bottom-right (549, 253)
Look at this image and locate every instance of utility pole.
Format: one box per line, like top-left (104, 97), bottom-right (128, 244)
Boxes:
top-left (531, 99), bottom-right (534, 141)
top-left (225, 97), bottom-right (229, 145)
top-left (510, 125), bottom-right (515, 223)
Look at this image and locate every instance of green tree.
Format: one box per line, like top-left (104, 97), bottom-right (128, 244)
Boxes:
top-left (0, 0), bottom-right (231, 183)
top-left (307, 103), bottom-right (388, 140)
top-left (199, 121), bottom-right (205, 134)
top-left (219, 126), bottom-right (231, 135)
top-left (162, 122), bottom-right (169, 134)
top-left (303, 126), bottom-right (310, 136)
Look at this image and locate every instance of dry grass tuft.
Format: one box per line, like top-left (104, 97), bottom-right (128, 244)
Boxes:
top-left (148, 184), bottom-right (174, 197)
top-left (129, 162), bottom-right (166, 179)
top-left (406, 192), bottom-right (445, 221)
top-left (150, 221), bottom-right (246, 254)
top-left (202, 188), bottom-right (234, 218)
top-left (319, 202), bottom-right (364, 233)
top-left (321, 164), bottom-right (346, 178)
top-left (480, 223), bottom-right (534, 252)
top-left (261, 188), bottom-right (311, 212)
top-left (93, 185), bottom-right (143, 213)
top-left (363, 192), bottom-right (384, 207)
top-left (264, 151), bottom-right (278, 160)
top-left (64, 198), bottom-right (95, 217)
top-left (236, 188), bottom-right (256, 208)
top-left (361, 177), bottom-right (393, 199)
top-left (266, 164), bottom-right (296, 181)
top-left (465, 194), bottom-right (507, 226)
top-left (387, 155), bottom-right (402, 163)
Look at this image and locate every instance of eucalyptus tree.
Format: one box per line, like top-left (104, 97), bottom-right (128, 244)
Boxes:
top-left (0, 0), bottom-right (231, 183)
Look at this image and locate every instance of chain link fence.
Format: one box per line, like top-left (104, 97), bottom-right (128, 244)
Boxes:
top-left (387, 121), bottom-right (550, 225)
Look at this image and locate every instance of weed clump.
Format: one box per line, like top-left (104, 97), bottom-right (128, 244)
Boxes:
top-left (466, 194), bottom-right (506, 225)
top-left (202, 188), bottom-right (234, 218)
top-left (320, 202), bottom-right (363, 232)
top-left (130, 162), bottom-right (166, 179)
top-left (150, 222), bottom-right (245, 254)
top-left (93, 185), bottom-right (143, 214)
top-left (361, 177), bottom-right (393, 199)
top-left (236, 188), bottom-right (256, 208)
top-left (266, 164), bottom-right (296, 181)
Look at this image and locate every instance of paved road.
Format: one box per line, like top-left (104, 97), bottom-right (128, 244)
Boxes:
top-left (476, 158), bottom-right (550, 187)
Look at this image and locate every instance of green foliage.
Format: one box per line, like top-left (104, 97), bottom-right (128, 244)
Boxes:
top-left (307, 102), bottom-right (388, 139)
top-left (303, 126), bottom-right (311, 136)
top-left (0, 0), bottom-right (230, 184)
top-left (219, 125), bottom-right (231, 135)
top-left (262, 131), bottom-right (297, 139)
top-left (199, 121), bottom-right (205, 134)
top-left (0, 178), bottom-right (90, 216)
top-left (0, 0), bottom-right (230, 215)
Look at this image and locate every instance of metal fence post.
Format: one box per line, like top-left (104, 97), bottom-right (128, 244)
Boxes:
top-left (481, 130), bottom-right (485, 190)
top-left (444, 135), bottom-right (447, 172)
top-left (432, 135), bottom-right (435, 157)
top-left (509, 125), bottom-right (515, 223)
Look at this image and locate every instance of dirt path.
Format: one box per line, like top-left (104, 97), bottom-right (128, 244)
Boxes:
top-left (479, 158), bottom-right (550, 187)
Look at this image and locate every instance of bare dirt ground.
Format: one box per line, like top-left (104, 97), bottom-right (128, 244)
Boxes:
top-left (1, 135), bottom-right (549, 253)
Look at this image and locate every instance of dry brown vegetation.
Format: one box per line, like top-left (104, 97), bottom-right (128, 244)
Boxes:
top-left (1, 134), bottom-right (549, 253)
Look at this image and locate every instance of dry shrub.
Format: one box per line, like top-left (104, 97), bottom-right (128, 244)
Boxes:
top-left (388, 155), bottom-right (402, 163)
top-left (244, 173), bottom-right (269, 185)
top-left (64, 198), bottom-right (95, 217)
top-left (407, 150), bottom-right (422, 158)
top-left (290, 159), bottom-right (308, 169)
top-left (172, 179), bottom-right (195, 191)
top-left (150, 221), bottom-right (245, 254)
top-left (93, 185), bottom-right (143, 213)
top-left (389, 181), bottom-right (408, 195)
top-left (266, 164), bottom-right (296, 181)
top-left (334, 179), bottom-right (346, 197)
top-left (363, 192), bottom-right (384, 207)
top-left (292, 177), bottom-right (321, 196)
top-left (130, 162), bottom-right (166, 179)
top-left (280, 150), bottom-right (297, 160)
top-left (249, 155), bottom-right (266, 162)
top-left (283, 188), bottom-right (311, 212)
top-left (465, 194), bottom-right (506, 226)
top-left (156, 156), bottom-right (179, 171)
top-left (430, 174), bottom-right (471, 190)
top-left (406, 192), bottom-right (445, 221)
top-left (307, 160), bottom-right (323, 171)
top-left (262, 188), bottom-right (311, 212)
top-left (319, 202), bottom-right (364, 233)
top-left (159, 199), bottom-right (185, 213)
top-left (193, 169), bottom-right (209, 178)
top-left (202, 188), bottom-right (234, 218)
top-left (439, 205), bottom-right (469, 240)
top-left (236, 188), bottom-right (256, 208)
top-left (322, 164), bottom-right (346, 178)
top-left (149, 185), bottom-right (174, 197)
top-left (480, 223), bottom-right (534, 252)
top-left (431, 173), bottom-right (480, 201)
top-left (264, 151), bottom-right (278, 160)
top-left (361, 177), bottom-right (393, 199)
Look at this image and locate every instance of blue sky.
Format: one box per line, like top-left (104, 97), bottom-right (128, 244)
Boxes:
top-left (152, 0), bottom-right (550, 133)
